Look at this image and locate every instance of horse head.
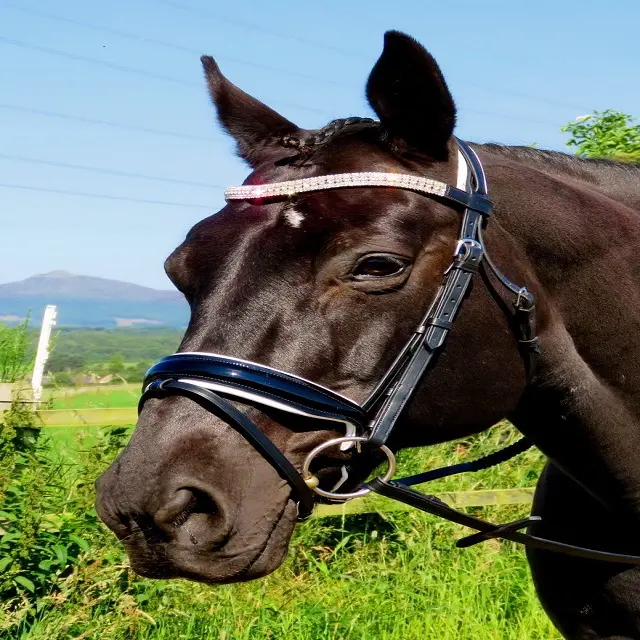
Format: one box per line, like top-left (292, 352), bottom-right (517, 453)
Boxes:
top-left (95, 31), bottom-right (530, 583)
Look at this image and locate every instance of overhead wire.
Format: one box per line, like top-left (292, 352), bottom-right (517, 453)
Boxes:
top-left (0, 6), bottom-right (577, 129)
top-left (0, 153), bottom-right (225, 189)
top-left (149, 0), bottom-right (590, 113)
top-left (0, 3), bottom-right (574, 211)
top-left (0, 2), bottom-right (351, 87)
top-left (0, 182), bottom-right (215, 209)
top-left (0, 103), bottom-right (218, 143)
top-left (0, 36), bottom-right (334, 117)
top-left (151, 0), bottom-right (368, 60)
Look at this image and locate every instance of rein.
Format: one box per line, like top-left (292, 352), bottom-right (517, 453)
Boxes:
top-left (140, 138), bottom-right (640, 566)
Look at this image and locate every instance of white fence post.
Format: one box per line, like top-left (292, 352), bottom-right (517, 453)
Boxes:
top-left (31, 305), bottom-right (57, 404)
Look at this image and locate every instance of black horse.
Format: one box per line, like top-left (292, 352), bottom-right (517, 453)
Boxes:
top-left (96, 31), bottom-right (640, 639)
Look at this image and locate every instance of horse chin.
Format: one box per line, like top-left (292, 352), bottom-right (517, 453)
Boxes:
top-left (124, 499), bottom-right (298, 585)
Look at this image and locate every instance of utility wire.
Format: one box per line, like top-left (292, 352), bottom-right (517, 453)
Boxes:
top-left (0, 182), bottom-right (215, 209)
top-left (0, 8), bottom-right (581, 123)
top-left (152, 0), bottom-right (368, 60)
top-left (0, 36), bottom-right (334, 117)
top-left (150, 0), bottom-right (589, 112)
top-left (0, 103), bottom-right (218, 142)
top-left (0, 153), bottom-right (224, 190)
top-left (0, 36), bottom-right (198, 88)
top-left (0, 2), bottom-right (351, 87)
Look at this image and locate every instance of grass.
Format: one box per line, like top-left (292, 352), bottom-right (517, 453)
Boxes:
top-left (6, 421), bottom-right (559, 640)
top-left (22, 522), bottom-right (561, 640)
top-left (47, 385), bottom-right (140, 410)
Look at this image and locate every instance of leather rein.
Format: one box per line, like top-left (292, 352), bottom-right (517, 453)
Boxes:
top-left (140, 139), bottom-right (640, 566)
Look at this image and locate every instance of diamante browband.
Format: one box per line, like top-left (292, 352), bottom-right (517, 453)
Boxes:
top-left (224, 172), bottom-right (448, 201)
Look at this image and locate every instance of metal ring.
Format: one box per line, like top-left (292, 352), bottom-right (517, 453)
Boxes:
top-left (302, 436), bottom-right (396, 501)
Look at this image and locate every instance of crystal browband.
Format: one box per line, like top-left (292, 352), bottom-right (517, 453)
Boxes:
top-left (224, 172), bottom-right (449, 202)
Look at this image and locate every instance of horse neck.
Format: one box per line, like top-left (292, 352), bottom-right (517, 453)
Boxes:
top-left (482, 151), bottom-right (640, 295)
top-left (485, 151), bottom-right (640, 519)
top-left (479, 144), bottom-right (640, 212)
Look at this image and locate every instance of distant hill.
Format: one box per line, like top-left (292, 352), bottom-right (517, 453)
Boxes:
top-left (0, 271), bottom-right (189, 327)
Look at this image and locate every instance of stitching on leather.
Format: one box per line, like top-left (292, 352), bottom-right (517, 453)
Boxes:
top-left (148, 372), bottom-right (365, 425)
top-left (155, 355), bottom-right (360, 409)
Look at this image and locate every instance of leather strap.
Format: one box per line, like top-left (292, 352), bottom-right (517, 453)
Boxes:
top-left (369, 478), bottom-right (640, 565)
top-left (395, 437), bottom-right (534, 486)
top-left (366, 208), bottom-right (485, 448)
top-left (140, 379), bottom-right (316, 520)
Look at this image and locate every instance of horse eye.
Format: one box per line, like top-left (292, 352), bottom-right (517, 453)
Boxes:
top-left (352, 255), bottom-right (408, 279)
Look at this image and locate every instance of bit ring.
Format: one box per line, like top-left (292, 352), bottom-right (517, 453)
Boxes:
top-left (302, 436), bottom-right (396, 500)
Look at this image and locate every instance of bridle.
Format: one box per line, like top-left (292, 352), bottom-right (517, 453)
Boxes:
top-left (140, 138), bottom-right (640, 566)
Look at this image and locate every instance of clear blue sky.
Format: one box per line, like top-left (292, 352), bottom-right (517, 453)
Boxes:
top-left (2, 0), bottom-right (638, 289)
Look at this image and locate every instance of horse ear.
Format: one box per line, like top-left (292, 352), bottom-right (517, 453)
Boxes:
top-left (201, 56), bottom-right (301, 167)
top-left (366, 31), bottom-right (457, 161)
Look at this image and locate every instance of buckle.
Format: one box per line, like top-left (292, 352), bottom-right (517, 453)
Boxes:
top-left (454, 238), bottom-right (483, 262)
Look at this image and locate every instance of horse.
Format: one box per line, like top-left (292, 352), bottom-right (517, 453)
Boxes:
top-left (95, 31), bottom-right (640, 639)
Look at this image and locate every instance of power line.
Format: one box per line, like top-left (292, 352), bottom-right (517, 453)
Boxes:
top-left (0, 103), bottom-right (217, 142)
top-left (0, 7), bottom-right (588, 116)
top-left (0, 36), bottom-right (198, 88)
top-left (0, 36), bottom-right (333, 117)
top-left (0, 153), bottom-right (224, 190)
top-left (152, 0), bottom-right (368, 60)
top-left (0, 182), bottom-right (214, 209)
top-left (0, 99), bottom-right (558, 156)
top-left (459, 107), bottom-right (560, 128)
top-left (0, 2), bottom-right (351, 87)
top-left (149, 0), bottom-right (589, 113)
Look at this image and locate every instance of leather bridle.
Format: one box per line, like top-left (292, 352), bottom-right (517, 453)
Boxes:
top-left (140, 138), bottom-right (640, 565)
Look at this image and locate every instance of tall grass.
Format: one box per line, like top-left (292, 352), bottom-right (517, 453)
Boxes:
top-left (1, 422), bottom-right (559, 639)
top-left (0, 318), bottom-right (34, 384)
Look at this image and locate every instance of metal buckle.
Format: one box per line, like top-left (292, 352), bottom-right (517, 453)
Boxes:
top-left (515, 287), bottom-right (534, 310)
top-left (454, 238), bottom-right (483, 261)
top-left (301, 436), bottom-right (396, 501)
top-left (444, 239), bottom-right (483, 275)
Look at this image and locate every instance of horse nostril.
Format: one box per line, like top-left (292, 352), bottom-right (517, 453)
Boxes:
top-left (155, 488), bottom-right (215, 528)
top-left (154, 487), bottom-right (228, 549)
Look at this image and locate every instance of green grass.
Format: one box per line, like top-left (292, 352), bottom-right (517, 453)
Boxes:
top-left (44, 425), bottom-right (126, 460)
top-left (48, 386), bottom-right (140, 410)
top-left (6, 422), bottom-right (559, 640)
top-left (21, 519), bottom-right (560, 640)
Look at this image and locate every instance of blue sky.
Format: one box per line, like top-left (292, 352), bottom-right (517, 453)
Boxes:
top-left (2, 0), bottom-right (638, 289)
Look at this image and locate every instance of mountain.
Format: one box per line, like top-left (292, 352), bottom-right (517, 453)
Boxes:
top-left (0, 271), bottom-right (189, 327)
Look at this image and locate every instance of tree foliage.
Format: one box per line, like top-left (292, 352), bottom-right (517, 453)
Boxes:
top-left (561, 109), bottom-right (640, 161)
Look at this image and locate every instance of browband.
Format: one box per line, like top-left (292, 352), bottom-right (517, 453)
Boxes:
top-left (224, 152), bottom-right (492, 215)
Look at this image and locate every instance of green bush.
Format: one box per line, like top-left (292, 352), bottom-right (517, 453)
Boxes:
top-left (562, 109), bottom-right (640, 161)
top-left (0, 318), bottom-right (34, 384)
top-left (0, 412), bottom-right (129, 635)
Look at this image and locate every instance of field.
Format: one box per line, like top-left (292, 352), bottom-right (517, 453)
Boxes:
top-left (44, 384), bottom-right (141, 410)
top-left (2, 407), bottom-right (561, 640)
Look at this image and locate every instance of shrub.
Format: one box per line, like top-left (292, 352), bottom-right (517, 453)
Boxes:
top-left (0, 409), bottom-right (129, 635)
top-left (0, 319), bottom-right (34, 384)
top-left (562, 109), bottom-right (640, 161)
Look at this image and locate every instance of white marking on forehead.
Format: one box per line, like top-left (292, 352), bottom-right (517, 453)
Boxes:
top-left (284, 207), bottom-right (305, 228)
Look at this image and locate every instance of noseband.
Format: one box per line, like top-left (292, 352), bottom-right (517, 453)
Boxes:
top-left (140, 139), bottom-right (640, 566)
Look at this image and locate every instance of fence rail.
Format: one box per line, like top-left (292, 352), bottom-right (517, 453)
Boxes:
top-left (38, 407), bottom-right (137, 426)
top-left (314, 488), bottom-right (535, 517)
top-left (38, 407), bottom-right (536, 516)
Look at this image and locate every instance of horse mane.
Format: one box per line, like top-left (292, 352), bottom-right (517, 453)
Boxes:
top-left (279, 119), bottom-right (640, 210)
top-left (478, 143), bottom-right (640, 211)
top-left (280, 118), bottom-right (380, 154)
top-left (283, 120), bottom-right (639, 177)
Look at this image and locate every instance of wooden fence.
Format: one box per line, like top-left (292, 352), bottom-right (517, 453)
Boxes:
top-left (38, 407), bottom-right (536, 517)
